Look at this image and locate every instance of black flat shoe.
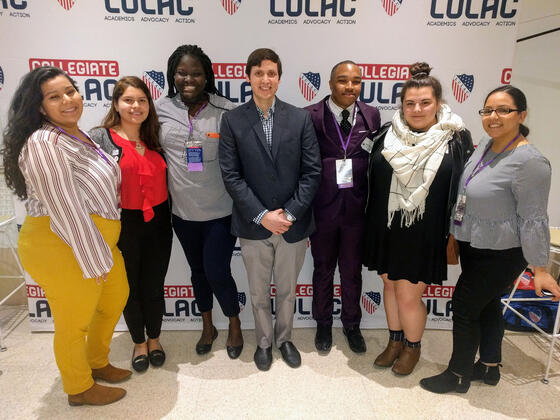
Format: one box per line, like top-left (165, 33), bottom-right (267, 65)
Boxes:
top-left (472, 360), bottom-right (501, 385)
top-left (420, 369), bottom-right (470, 394)
top-left (279, 341), bottom-right (301, 368)
top-left (315, 325), bottom-right (332, 353)
top-left (131, 349), bottom-right (149, 373)
top-left (343, 326), bottom-right (366, 353)
top-left (226, 343), bottom-right (243, 359)
top-left (196, 326), bottom-right (218, 355)
top-left (253, 346), bottom-right (272, 371)
top-left (148, 345), bottom-right (166, 367)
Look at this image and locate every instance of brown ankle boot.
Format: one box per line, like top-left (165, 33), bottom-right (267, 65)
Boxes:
top-left (374, 339), bottom-right (403, 367)
top-left (91, 363), bottom-right (132, 383)
top-left (68, 383), bottom-right (126, 406)
top-left (392, 345), bottom-right (420, 375)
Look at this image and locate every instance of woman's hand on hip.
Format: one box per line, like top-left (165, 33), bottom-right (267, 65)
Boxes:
top-left (94, 273), bottom-right (108, 285)
top-left (533, 266), bottom-right (560, 301)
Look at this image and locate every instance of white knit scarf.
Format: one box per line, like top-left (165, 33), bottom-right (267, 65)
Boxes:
top-left (381, 104), bottom-right (464, 227)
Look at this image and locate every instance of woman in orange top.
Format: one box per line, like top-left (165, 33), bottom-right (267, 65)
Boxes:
top-left (90, 76), bottom-right (172, 372)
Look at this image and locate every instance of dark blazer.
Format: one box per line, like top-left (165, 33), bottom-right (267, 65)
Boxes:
top-left (305, 96), bottom-right (380, 222)
top-left (219, 98), bottom-right (322, 243)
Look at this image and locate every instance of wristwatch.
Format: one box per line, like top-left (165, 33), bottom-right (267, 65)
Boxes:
top-left (285, 212), bottom-right (296, 222)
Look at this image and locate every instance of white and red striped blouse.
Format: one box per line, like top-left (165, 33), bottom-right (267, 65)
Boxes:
top-left (19, 123), bottom-right (122, 279)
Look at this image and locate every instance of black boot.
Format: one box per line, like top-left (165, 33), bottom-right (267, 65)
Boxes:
top-left (420, 369), bottom-right (470, 394)
top-left (472, 360), bottom-right (501, 385)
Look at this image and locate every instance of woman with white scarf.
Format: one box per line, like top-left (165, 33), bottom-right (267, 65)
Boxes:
top-left (363, 63), bottom-right (473, 375)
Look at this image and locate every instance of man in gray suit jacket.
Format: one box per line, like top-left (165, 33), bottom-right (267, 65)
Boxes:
top-left (219, 48), bottom-right (321, 371)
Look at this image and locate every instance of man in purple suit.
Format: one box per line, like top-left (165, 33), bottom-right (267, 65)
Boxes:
top-left (306, 61), bottom-right (380, 353)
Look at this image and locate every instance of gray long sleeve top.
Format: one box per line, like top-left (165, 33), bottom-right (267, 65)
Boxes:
top-left (451, 137), bottom-right (551, 266)
top-left (156, 93), bottom-right (235, 221)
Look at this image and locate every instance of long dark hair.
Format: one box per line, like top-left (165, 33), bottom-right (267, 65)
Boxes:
top-left (1, 66), bottom-right (78, 200)
top-left (399, 62), bottom-right (443, 105)
top-left (101, 76), bottom-right (161, 151)
top-left (165, 44), bottom-right (219, 98)
top-left (484, 85), bottom-right (530, 137)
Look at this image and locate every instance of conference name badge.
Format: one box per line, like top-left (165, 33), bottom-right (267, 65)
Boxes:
top-left (361, 137), bottom-right (374, 154)
top-left (185, 145), bottom-right (203, 171)
top-left (336, 158), bottom-right (353, 189)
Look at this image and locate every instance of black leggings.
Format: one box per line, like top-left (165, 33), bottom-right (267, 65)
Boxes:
top-left (449, 241), bottom-right (527, 376)
top-left (120, 201), bottom-right (172, 344)
top-left (172, 214), bottom-right (240, 317)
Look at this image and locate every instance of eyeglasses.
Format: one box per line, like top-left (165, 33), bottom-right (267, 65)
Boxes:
top-left (478, 107), bottom-right (520, 116)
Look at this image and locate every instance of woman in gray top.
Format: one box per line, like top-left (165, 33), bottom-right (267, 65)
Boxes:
top-left (156, 45), bottom-right (243, 359)
top-left (421, 86), bottom-right (560, 394)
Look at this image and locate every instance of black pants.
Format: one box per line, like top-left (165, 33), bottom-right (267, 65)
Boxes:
top-left (172, 214), bottom-right (240, 317)
top-left (120, 201), bottom-right (172, 344)
top-left (448, 241), bottom-right (527, 377)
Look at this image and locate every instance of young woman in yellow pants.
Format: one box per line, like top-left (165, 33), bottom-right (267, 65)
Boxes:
top-left (2, 66), bottom-right (130, 406)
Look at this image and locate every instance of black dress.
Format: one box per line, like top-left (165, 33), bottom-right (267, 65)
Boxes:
top-left (362, 141), bottom-right (452, 285)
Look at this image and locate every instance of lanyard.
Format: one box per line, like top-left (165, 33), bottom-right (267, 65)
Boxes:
top-left (329, 104), bottom-right (357, 159)
top-left (464, 133), bottom-right (520, 188)
top-left (55, 125), bottom-right (111, 165)
top-left (188, 102), bottom-right (207, 138)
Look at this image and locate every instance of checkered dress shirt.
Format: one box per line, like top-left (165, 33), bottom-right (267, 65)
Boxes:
top-left (256, 99), bottom-right (275, 150)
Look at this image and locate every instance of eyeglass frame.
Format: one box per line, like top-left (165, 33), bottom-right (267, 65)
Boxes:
top-left (478, 107), bottom-right (521, 117)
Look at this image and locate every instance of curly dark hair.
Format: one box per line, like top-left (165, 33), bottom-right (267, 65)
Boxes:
top-left (165, 44), bottom-right (219, 98)
top-left (100, 76), bottom-right (161, 151)
top-left (1, 66), bottom-right (78, 199)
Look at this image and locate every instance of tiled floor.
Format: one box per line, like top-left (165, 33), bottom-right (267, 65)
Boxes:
top-left (0, 306), bottom-right (559, 420)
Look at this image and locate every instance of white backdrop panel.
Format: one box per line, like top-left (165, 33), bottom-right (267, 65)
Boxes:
top-left (0, 0), bottom-right (520, 331)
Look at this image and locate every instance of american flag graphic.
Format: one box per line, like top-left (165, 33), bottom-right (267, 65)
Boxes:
top-left (361, 291), bottom-right (381, 315)
top-left (298, 72), bottom-right (320, 102)
top-left (452, 74), bottom-right (474, 104)
top-left (222, 0), bottom-right (241, 15)
top-left (529, 309), bottom-right (543, 324)
top-left (142, 70), bottom-right (165, 101)
top-left (0, 66), bottom-right (4, 92)
top-left (57, 0), bottom-right (76, 10)
top-left (238, 292), bottom-right (246, 311)
top-left (381, 0), bottom-right (403, 16)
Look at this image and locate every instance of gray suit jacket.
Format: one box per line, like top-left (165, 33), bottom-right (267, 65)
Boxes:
top-left (219, 98), bottom-right (321, 243)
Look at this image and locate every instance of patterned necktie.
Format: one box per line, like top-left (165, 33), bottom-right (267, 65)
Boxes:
top-left (340, 109), bottom-right (351, 136)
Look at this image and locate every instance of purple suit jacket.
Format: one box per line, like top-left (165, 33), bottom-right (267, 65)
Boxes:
top-left (305, 96), bottom-right (380, 222)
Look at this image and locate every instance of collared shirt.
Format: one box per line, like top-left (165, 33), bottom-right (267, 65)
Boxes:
top-left (20, 123), bottom-right (121, 279)
top-left (328, 96), bottom-right (356, 126)
top-left (256, 98), bottom-right (276, 150)
top-left (252, 98), bottom-right (295, 225)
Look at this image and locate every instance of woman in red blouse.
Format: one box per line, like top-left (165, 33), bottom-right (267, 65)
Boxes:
top-left (90, 76), bottom-right (172, 373)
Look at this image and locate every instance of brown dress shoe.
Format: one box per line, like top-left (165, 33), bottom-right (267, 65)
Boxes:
top-left (392, 345), bottom-right (420, 375)
top-left (374, 339), bottom-right (403, 367)
top-left (91, 363), bottom-right (132, 383)
top-left (68, 383), bottom-right (126, 406)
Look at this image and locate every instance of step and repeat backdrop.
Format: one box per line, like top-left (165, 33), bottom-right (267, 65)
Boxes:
top-left (0, 0), bottom-right (519, 331)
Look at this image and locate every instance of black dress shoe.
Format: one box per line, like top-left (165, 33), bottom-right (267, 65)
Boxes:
top-left (226, 343), bottom-right (243, 359)
top-left (148, 345), bottom-right (166, 367)
top-left (315, 325), bottom-right (332, 352)
top-left (253, 346), bottom-right (272, 371)
top-left (196, 326), bottom-right (218, 355)
top-left (279, 341), bottom-right (301, 368)
top-left (343, 326), bottom-right (367, 353)
top-left (131, 349), bottom-right (149, 373)
top-left (420, 369), bottom-right (471, 394)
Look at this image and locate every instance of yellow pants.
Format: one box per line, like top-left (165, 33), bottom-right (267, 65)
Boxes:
top-left (18, 215), bottom-right (129, 395)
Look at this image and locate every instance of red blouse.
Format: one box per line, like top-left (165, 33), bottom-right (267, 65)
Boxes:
top-left (110, 129), bottom-right (167, 221)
